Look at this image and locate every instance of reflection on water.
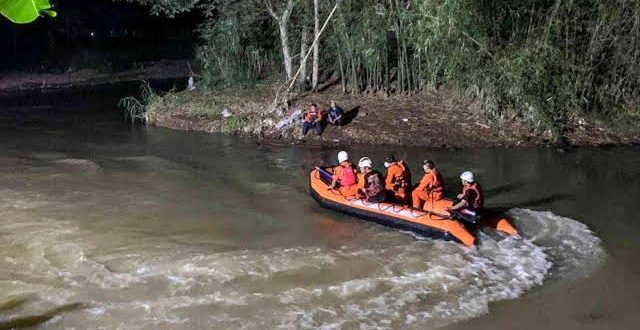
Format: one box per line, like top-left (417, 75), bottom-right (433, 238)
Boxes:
top-left (0, 87), bottom-right (636, 329)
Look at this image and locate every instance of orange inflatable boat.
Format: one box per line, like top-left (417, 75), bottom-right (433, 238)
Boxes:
top-left (309, 167), bottom-right (477, 246)
top-left (309, 167), bottom-right (518, 247)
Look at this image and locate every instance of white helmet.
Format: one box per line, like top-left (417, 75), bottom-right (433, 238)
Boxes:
top-left (337, 151), bottom-right (349, 163)
top-left (460, 171), bottom-right (475, 183)
top-left (358, 157), bottom-right (372, 169)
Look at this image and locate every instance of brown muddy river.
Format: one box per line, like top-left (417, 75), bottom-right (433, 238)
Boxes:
top-left (0, 85), bottom-right (638, 329)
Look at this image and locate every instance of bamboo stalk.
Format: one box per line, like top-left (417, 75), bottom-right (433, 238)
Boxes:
top-left (337, 42), bottom-right (346, 92)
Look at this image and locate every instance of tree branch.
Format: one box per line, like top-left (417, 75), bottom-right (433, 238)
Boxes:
top-left (265, 0), bottom-right (277, 19)
top-left (271, 0), bottom-right (343, 109)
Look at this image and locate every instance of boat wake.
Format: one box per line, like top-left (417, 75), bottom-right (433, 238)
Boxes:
top-left (505, 208), bottom-right (606, 280)
top-left (0, 201), bottom-right (605, 329)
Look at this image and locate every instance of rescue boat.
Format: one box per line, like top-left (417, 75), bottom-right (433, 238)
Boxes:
top-left (308, 167), bottom-right (518, 247)
top-left (309, 167), bottom-right (477, 246)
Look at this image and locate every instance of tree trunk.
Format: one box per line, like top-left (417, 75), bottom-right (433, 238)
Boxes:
top-left (385, 51), bottom-right (390, 94)
top-left (351, 58), bottom-right (358, 93)
top-left (271, 0), bottom-right (342, 109)
top-left (312, 0), bottom-right (320, 90)
top-left (278, 20), bottom-right (293, 79)
top-left (337, 43), bottom-right (346, 92)
top-left (416, 52), bottom-right (421, 91)
top-left (396, 30), bottom-right (403, 93)
top-left (299, 26), bottom-right (309, 87)
top-left (402, 36), bottom-right (411, 92)
top-left (266, 0), bottom-right (296, 80)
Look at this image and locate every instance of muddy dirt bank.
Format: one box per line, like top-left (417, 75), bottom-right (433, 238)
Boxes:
top-left (0, 60), bottom-right (191, 93)
top-left (147, 83), bottom-right (639, 149)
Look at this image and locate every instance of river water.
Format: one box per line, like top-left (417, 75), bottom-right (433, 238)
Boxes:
top-left (0, 85), bottom-right (638, 329)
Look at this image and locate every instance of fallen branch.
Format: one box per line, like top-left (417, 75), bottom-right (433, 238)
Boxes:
top-left (475, 121), bottom-right (491, 129)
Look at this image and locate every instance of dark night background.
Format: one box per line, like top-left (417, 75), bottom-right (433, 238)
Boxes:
top-left (0, 0), bottom-right (198, 73)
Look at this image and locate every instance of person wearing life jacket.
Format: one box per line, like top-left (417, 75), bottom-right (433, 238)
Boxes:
top-left (448, 171), bottom-right (484, 217)
top-left (411, 159), bottom-right (444, 209)
top-left (356, 157), bottom-right (368, 195)
top-left (301, 103), bottom-right (323, 138)
top-left (356, 157), bottom-right (387, 203)
top-left (384, 155), bottom-right (412, 204)
top-left (328, 151), bottom-right (358, 198)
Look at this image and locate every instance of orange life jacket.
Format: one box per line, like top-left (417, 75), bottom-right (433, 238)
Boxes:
top-left (357, 172), bottom-right (366, 190)
top-left (426, 168), bottom-right (443, 193)
top-left (462, 182), bottom-right (484, 210)
top-left (304, 110), bottom-right (321, 122)
top-left (396, 161), bottom-right (411, 187)
top-left (387, 161), bottom-right (411, 190)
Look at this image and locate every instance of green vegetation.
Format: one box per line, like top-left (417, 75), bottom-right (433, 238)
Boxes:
top-left (123, 0), bottom-right (640, 139)
top-left (178, 95), bottom-right (223, 119)
top-left (141, 82), bottom-right (274, 133)
top-left (0, 0), bottom-right (56, 24)
top-left (223, 116), bottom-right (248, 132)
top-left (118, 81), bottom-right (157, 123)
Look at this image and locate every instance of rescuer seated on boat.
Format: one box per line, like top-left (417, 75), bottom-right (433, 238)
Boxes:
top-left (384, 155), bottom-right (412, 204)
top-left (447, 171), bottom-right (484, 221)
top-left (300, 103), bottom-right (323, 138)
top-left (356, 157), bottom-right (387, 203)
top-left (328, 151), bottom-right (358, 198)
top-left (412, 159), bottom-right (444, 209)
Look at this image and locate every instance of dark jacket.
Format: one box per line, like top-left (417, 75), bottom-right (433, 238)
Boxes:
top-left (328, 106), bottom-right (344, 120)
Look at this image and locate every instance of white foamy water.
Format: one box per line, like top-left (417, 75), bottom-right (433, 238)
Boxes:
top-left (0, 183), bottom-right (605, 330)
top-left (506, 208), bottom-right (606, 280)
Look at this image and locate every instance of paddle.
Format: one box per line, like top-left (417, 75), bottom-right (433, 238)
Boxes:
top-left (423, 207), bottom-right (478, 225)
top-left (315, 166), bottom-right (334, 185)
top-left (421, 208), bottom-right (452, 220)
top-left (421, 197), bottom-right (476, 225)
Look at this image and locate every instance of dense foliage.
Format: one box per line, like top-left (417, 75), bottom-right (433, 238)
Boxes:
top-left (123, 0), bottom-right (640, 135)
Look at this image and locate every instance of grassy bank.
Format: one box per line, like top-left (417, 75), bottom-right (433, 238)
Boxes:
top-left (141, 81), bottom-right (640, 148)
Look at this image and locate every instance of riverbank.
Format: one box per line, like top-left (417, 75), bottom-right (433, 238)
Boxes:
top-left (0, 60), bottom-right (190, 93)
top-left (145, 82), bottom-right (640, 149)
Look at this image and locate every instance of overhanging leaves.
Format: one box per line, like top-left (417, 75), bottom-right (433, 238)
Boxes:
top-left (0, 0), bottom-right (57, 24)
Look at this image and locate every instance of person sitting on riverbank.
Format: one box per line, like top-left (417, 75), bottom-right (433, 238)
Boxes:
top-left (300, 103), bottom-right (323, 138)
top-left (447, 171), bottom-right (484, 221)
top-left (327, 100), bottom-right (344, 126)
top-left (384, 155), bottom-right (411, 204)
top-left (412, 159), bottom-right (444, 210)
top-left (356, 157), bottom-right (387, 203)
top-left (329, 151), bottom-right (358, 198)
